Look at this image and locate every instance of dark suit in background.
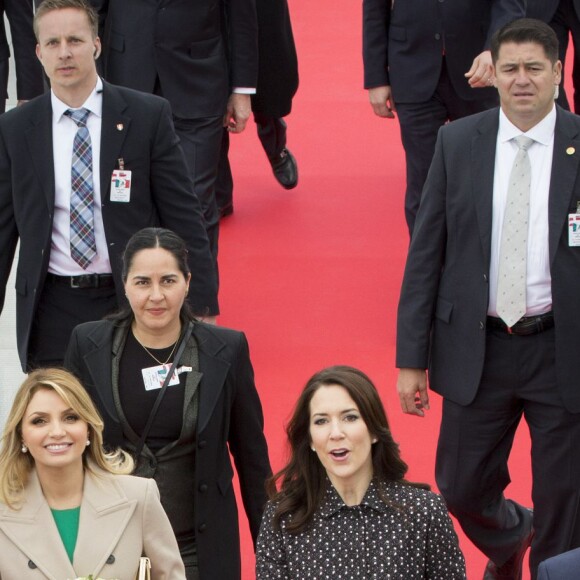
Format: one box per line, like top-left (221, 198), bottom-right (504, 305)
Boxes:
top-left (0, 82), bottom-right (218, 369)
top-left (537, 548), bottom-right (580, 579)
top-left (0, 0), bottom-right (44, 113)
top-left (93, 0), bottom-right (258, 266)
top-left (363, 0), bottom-right (525, 234)
top-left (527, 0), bottom-right (580, 113)
top-left (216, 0), bottom-right (299, 214)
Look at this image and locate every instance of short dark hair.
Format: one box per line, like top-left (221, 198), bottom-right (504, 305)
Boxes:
top-left (267, 365), bottom-right (429, 533)
top-left (34, 0), bottom-right (99, 40)
top-left (491, 18), bottom-right (559, 64)
top-left (108, 227), bottom-right (195, 324)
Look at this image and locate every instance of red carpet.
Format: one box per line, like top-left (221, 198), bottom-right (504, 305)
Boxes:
top-left (219, 1), bottom-right (536, 578)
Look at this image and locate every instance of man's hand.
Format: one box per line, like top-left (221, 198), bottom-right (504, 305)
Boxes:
top-left (465, 50), bottom-right (495, 88)
top-left (397, 368), bottom-right (429, 417)
top-left (368, 86), bottom-right (396, 118)
top-left (223, 93), bottom-right (251, 133)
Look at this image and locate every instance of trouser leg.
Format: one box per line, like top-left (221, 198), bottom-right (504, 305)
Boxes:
top-left (254, 112), bottom-right (288, 160)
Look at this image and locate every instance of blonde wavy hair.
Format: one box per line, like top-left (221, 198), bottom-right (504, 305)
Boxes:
top-left (0, 368), bottom-right (133, 509)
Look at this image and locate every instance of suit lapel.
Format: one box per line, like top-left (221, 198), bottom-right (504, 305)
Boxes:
top-left (0, 471), bottom-right (75, 580)
top-left (471, 110), bottom-right (500, 269)
top-left (548, 109), bottom-right (580, 264)
top-left (73, 469), bottom-right (137, 577)
top-left (100, 81), bottom-right (131, 199)
top-left (194, 324), bottom-right (231, 434)
top-left (24, 95), bottom-right (56, 211)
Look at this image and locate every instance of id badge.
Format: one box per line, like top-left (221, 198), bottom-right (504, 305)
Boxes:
top-left (141, 363), bottom-right (180, 391)
top-left (568, 213), bottom-right (580, 247)
top-left (110, 170), bottom-right (132, 202)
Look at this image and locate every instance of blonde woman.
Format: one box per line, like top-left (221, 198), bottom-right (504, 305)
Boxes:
top-left (0, 368), bottom-right (185, 579)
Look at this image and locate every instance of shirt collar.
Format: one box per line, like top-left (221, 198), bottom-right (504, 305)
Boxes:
top-left (319, 479), bottom-right (389, 519)
top-left (52, 76), bottom-right (104, 123)
top-left (498, 104), bottom-right (556, 146)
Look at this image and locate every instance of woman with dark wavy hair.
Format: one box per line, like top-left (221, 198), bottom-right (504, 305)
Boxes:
top-left (256, 365), bottom-right (465, 579)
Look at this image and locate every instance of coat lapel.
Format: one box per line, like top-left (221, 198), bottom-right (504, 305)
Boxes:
top-left (548, 109), bottom-right (580, 264)
top-left (0, 471), bottom-right (75, 580)
top-left (471, 109), bottom-right (500, 270)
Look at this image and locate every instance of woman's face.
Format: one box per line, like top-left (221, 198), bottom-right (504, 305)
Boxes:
top-left (124, 247), bottom-right (191, 336)
top-left (20, 388), bottom-right (89, 474)
top-left (309, 384), bottom-right (375, 493)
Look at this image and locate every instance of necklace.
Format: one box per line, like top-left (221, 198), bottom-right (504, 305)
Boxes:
top-left (133, 332), bottom-right (179, 365)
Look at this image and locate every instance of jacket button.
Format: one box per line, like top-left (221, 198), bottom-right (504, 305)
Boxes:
top-left (199, 483), bottom-right (208, 493)
top-left (198, 523), bottom-right (207, 533)
top-left (106, 554), bottom-right (115, 564)
top-left (28, 560), bottom-right (37, 569)
top-left (435, 33), bottom-right (441, 40)
top-left (198, 440), bottom-right (207, 449)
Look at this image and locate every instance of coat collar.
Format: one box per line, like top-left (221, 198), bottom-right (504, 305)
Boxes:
top-left (0, 466), bottom-right (136, 580)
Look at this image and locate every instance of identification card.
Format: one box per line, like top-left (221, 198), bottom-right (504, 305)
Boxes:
top-left (141, 363), bottom-right (180, 391)
top-left (110, 170), bottom-right (132, 202)
top-left (568, 213), bottom-right (580, 247)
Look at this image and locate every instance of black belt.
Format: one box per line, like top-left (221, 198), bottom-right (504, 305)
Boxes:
top-left (46, 273), bottom-right (115, 289)
top-left (486, 312), bottom-right (554, 336)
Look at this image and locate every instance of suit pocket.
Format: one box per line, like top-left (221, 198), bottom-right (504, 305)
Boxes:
top-left (435, 296), bottom-right (453, 324)
top-left (109, 30), bottom-right (125, 53)
top-left (15, 273), bottom-right (27, 297)
top-left (389, 25), bottom-right (406, 42)
top-left (190, 37), bottom-right (221, 59)
top-left (217, 465), bottom-right (234, 496)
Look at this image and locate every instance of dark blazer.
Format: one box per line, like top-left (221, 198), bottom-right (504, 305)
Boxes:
top-left (0, 0), bottom-right (43, 109)
top-left (363, 0), bottom-right (525, 102)
top-left (0, 81), bottom-right (218, 369)
top-left (538, 547), bottom-right (580, 579)
top-left (93, 0), bottom-right (258, 119)
top-left (251, 0), bottom-right (298, 118)
top-left (396, 106), bottom-right (580, 413)
top-left (526, 0), bottom-right (580, 23)
top-left (64, 319), bottom-right (271, 580)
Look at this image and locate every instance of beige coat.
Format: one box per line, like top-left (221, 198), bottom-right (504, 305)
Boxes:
top-left (0, 466), bottom-right (185, 579)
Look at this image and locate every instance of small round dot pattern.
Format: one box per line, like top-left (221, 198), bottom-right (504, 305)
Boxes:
top-left (256, 479), bottom-right (466, 579)
top-left (496, 135), bottom-right (534, 328)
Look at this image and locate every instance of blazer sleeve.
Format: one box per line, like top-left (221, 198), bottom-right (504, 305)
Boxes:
top-left (141, 479), bottom-right (187, 579)
top-left (486, 0), bottom-right (526, 47)
top-left (362, 0), bottom-right (390, 89)
top-left (255, 501), bottom-right (290, 580)
top-left (225, 0), bottom-right (259, 88)
top-left (227, 332), bottom-right (272, 545)
top-left (536, 561), bottom-right (549, 580)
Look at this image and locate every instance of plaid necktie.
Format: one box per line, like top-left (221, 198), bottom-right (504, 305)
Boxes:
top-left (65, 108), bottom-right (96, 269)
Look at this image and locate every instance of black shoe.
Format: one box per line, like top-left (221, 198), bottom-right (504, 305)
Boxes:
top-left (270, 148), bottom-right (298, 189)
top-left (483, 511), bottom-right (534, 580)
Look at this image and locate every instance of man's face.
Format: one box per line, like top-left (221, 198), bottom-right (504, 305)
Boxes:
top-left (494, 41), bottom-right (562, 131)
top-left (35, 8), bottom-right (100, 103)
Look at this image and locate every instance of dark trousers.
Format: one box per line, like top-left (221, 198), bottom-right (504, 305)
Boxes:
top-left (396, 58), bottom-right (498, 235)
top-left (436, 327), bottom-right (580, 579)
top-left (552, 0), bottom-right (580, 113)
top-left (27, 279), bottom-right (118, 369)
top-left (215, 113), bottom-right (288, 212)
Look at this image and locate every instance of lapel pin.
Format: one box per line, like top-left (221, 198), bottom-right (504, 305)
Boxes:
top-left (567, 147), bottom-right (575, 155)
top-left (116, 123), bottom-right (124, 131)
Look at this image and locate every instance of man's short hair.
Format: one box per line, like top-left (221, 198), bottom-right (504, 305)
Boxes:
top-left (34, 0), bottom-right (99, 41)
top-left (491, 18), bottom-right (559, 65)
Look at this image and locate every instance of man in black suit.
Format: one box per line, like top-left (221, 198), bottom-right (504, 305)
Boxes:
top-left (528, 0), bottom-right (580, 113)
top-left (0, 0), bottom-right (218, 370)
top-left (363, 0), bottom-right (525, 235)
top-left (397, 18), bottom-right (580, 579)
top-left (91, 0), bottom-right (258, 265)
top-left (0, 0), bottom-right (44, 113)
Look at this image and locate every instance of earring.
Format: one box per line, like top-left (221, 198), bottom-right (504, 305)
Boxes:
top-left (372, 438), bottom-right (378, 444)
top-left (21, 443), bottom-right (28, 453)
top-left (86, 440), bottom-right (91, 447)
top-left (311, 447), bottom-right (316, 452)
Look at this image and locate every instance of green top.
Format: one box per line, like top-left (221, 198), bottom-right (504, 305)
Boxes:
top-left (50, 506), bottom-right (80, 562)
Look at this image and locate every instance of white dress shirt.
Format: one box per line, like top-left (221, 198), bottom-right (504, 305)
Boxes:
top-left (49, 77), bottom-right (111, 275)
top-left (488, 106), bottom-right (555, 317)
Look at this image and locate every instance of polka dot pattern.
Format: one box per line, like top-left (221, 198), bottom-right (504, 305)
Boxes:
top-left (256, 480), bottom-right (466, 579)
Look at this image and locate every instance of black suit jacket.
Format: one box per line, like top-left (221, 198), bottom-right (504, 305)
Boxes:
top-left (64, 320), bottom-right (271, 580)
top-left (92, 0), bottom-right (258, 119)
top-left (397, 106), bottom-right (580, 413)
top-left (0, 81), bottom-right (218, 368)
top-left (526, 0), bottom-right (580, 22)
top-left (0, 0), bottom-right (43, 107)
top-left (363, 0), bottom-right (525, 102)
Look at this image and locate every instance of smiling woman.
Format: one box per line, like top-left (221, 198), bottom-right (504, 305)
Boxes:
top-left (256, 366), bottom-right (466, 579)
